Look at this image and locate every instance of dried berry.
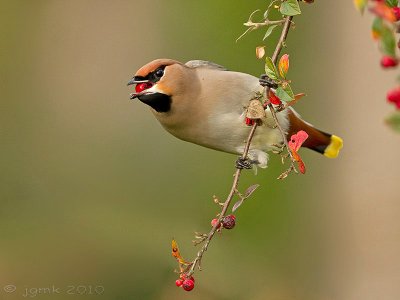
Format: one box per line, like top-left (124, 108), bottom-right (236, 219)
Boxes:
top-left (182, 279), bottom-right (195, 291)
top-left (222, 215), bottom-right (236, 229)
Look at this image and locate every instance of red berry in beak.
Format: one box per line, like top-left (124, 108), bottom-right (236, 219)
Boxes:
top-left (135, 82), bottom-right (153, 93)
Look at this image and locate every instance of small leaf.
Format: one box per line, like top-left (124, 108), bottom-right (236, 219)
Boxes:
top-left (354, 0), bottom-right (368, 14)
top-left (275, 85), bottom-right (294, 102)
top-left (232, 199), bottom-right (244, 212)
top-left (278, 54), bottom-right (290, 78)
top-left (263, 25), bottom-right (278, 41)
top-left (244, 184), bottom-right (260, 198)
top-left (380, 23), bottom-right (396, 57)
top-left (371, 17), bottom-right (383, 40)
top-left (256, 46), bottom-right (266, 59)
top-left (280, 0), bottom-right (302, 16)
top-left (385, 111), bottom-right (400, 132)
top-left (288, 130), bottom-right (309, 152)
top-left (370, 2), bottom-right (396, 22)
top-left (285, 93), bottom-right (306, 108)
top-left (385, 0), bottom-right (399, 8)
top-left (283, 84), bottom-right (294, 98)
top-left (232, 184), bottom-right (260, 212)
top-left (265, 57), bottom-right (279, 80)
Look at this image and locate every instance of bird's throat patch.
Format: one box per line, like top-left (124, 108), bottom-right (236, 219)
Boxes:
top-left (138, 93), bottom-right (171, 113)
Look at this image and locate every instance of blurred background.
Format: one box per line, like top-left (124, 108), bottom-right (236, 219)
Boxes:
top-left (1, 1), bottom-right (400, 299)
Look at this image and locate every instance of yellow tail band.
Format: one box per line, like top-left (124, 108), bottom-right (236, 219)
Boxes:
top-left (324, 135), bottom-right (343, 158)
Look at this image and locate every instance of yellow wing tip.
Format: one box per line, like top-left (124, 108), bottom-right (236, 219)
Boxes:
top-left (324, 135), bottom-right (343, 158)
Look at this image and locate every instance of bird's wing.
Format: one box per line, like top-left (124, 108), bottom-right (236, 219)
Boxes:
top-left (185, 60), bottom-right (227, 71)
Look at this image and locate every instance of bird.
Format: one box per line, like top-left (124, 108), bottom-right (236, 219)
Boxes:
top-left (127, 58), bottom-right (343, 168)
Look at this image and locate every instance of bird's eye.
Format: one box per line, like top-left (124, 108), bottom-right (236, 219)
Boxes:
top-left (155, 68), bottom-right (164, 78)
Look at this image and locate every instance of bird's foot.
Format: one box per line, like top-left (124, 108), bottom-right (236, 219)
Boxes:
top-left (235, 157), bottom-right (256, 170)
top-left (259, 74), bottom-right (278, 89)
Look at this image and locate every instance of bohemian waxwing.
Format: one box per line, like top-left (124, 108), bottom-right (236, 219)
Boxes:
top-left (127, 58), bottom-right (343, 168)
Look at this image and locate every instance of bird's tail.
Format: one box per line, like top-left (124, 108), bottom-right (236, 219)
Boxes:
top-left (287, 108), bottom-right (343, 158)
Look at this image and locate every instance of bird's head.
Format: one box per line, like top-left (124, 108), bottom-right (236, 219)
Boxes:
top-left (127, 59), bottom-right (185, 113)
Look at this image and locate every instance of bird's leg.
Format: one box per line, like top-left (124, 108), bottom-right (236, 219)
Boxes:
top-left (259, 74), bottom-right (279, 89)
top-left (235, 157), bottom-right (257, 170)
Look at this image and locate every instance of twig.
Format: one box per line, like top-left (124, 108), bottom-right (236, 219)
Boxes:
top-left (243, 19), bottom-right (286, 29)
top-left (265, 16), bottom-right (298, 171)
top-left (185, 15), bottom-right (295, 277)
top-left (186, 123), bottom-right (258, 276)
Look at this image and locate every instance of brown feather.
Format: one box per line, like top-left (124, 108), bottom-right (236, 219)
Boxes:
top-left (135, 59), bottom-right (182, 77)
top-left (287, 109), bottom-right (331, 154)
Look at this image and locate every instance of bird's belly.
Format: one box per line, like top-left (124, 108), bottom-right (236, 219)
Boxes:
top-left (181, 110), bottom-right (289, 155)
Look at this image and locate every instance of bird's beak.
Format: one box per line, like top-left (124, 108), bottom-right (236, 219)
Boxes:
top-left (127, 76), bottom-right (149, 86)
top-left (128, 76), bottom-right (153, 99)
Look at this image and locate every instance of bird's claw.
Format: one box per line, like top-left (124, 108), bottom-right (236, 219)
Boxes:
top-left (259, 74), bottom-right (278, 89)
top-left (235, 157), bottom-right (255, 170)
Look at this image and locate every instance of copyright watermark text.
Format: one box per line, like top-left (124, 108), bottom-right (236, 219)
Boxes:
top-left (2, 284), bottom-right (104, 297)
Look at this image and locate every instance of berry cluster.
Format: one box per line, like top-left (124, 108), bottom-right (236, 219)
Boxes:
top-left (356, 0), bottom-right (400, 126)
top-left (175, 274), bottom-right (195, 292)
top-left (211, 215), bottom-right (236, 230)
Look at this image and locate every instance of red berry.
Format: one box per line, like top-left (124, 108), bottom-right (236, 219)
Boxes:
top-left (393, 7), bottom-right (400, 21)
top-left (381, 56), bottom-right (398, 68)
top-left (222, 215), bottom-right (236, 229)
top-left (211, 218), bottom-right (221, 229)
top-left (182, 279), bottom-right (194, 291)
top-left (387, 87), bottom-right (400, 109)
top-left (135, 82), bottom-right (153, 93)
top-left (180, 274), bottom-right (195, 283)
top-left (175, 279), bottom-right (183, 287)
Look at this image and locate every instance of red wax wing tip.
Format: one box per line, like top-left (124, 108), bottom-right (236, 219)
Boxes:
top-left (269, 91), bottom-right (282, 105)
top-left (135, 82), bottom-right (153, 93)
top-left (288, 130), bottom-right (309, 152)
top-left (245, 117), bottom-right (255, 126)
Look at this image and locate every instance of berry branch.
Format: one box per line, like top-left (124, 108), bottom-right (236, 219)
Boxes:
top-left (172, 0), bottom-right (311, 292)
top-left (355, 0), bottom-right (400, 132)
top-left (266, 16), bottom-right (298, 175)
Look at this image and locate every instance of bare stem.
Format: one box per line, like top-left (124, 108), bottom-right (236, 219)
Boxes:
top-left (186, 123), bottom-right (258, 275)
top-left (243, 19), bottom-right (286, 28)
top-left (266, 16), bottom-right (298, 170)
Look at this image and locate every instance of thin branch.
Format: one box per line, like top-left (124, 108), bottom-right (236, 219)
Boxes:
top-left (185, 15), bottom-right (295, 278)
top-left (243, 19), bottom-right (286, 29)
top-left (186, 123), bottom-right (258, 276)
top-left (266, 16), bottom-right (298, 171)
